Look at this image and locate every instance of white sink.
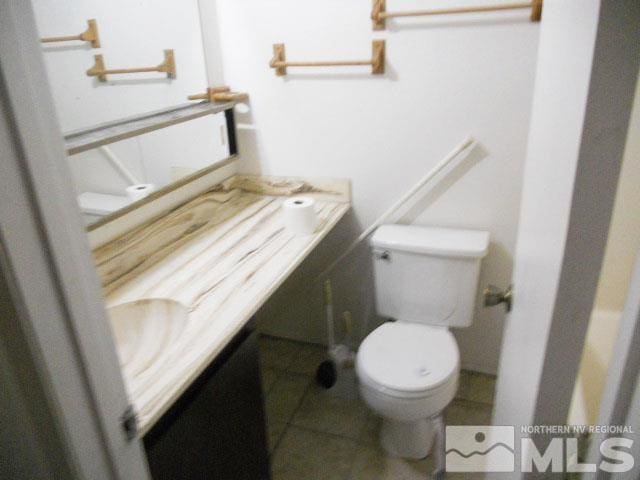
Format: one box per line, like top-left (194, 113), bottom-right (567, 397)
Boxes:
top-left (107, 298), bottom-right (189, 378)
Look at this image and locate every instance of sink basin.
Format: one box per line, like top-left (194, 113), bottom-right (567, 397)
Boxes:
top-left (107, 298), bottom-right (189, 378)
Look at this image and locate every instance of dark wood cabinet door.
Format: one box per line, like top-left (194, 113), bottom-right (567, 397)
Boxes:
top-left (144, 329), bottom-right (270, 480)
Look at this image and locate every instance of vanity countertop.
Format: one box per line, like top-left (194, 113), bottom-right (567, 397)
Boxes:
top-left (94, 175), bottom-right (350, 435)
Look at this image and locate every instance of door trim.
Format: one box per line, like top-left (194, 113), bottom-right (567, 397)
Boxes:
top-left (0, 2), bottom-right (150, 478)
top-left (585, 254), bottom-right (640, 479)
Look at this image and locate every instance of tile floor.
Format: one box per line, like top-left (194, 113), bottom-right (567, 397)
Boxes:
top-left (259, 335), bottom-right (496, 480)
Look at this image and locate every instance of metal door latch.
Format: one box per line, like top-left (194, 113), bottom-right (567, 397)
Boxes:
top-left (374, 249), bottom-right (390, 261)
top-left (121, 405), bottom-right (138, 441)
top-left (483, 284), bottom-right (513, 312)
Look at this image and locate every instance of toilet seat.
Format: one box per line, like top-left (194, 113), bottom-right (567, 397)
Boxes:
top-left (357, 322), bottom-right (459, 399)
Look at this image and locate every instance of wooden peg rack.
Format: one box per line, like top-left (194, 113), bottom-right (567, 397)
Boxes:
top-left (188, 86), bottom-right (249, 103)
top-left (372, 0), bottom-right (542, 30)
top-left (270, 40), bottom-right (385, 76)
top-left (40, 18), bottom-right (101, 48)
top-left (86, 49), bottom-right (176, 82)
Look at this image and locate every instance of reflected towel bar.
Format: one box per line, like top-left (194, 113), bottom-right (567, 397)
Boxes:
top-left (188, 86), bottom-right (249, 103)
top-left (372, 0), bottom-right (542, 30)
top-left (270, 40), bottom-right (385, 76)
top-left (40, 18), bottom-right (101, 48)
top-left (87, 49), bottom-right (176, 82)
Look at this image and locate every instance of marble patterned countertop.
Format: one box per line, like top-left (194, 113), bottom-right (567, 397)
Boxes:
top-left (93, 175), bottom-right (350, 435)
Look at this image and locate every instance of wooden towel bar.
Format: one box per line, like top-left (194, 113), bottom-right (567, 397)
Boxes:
top-left (41, 19), bottom-right (100, 48)
top-left (372, 0), bottom-right (542, 30)
top-left (86, 49), bottom-right (176, 82)
top-left (270, 40), bottom-right (385, 76)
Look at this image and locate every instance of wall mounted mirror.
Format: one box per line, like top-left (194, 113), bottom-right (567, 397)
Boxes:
top-left (32, 0), bottom-right (234, 227)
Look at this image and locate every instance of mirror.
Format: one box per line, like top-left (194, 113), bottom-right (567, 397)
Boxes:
top-left (32, 0), bottom-right (232, 226)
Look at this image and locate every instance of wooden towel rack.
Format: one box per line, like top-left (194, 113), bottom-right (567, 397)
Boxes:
top-left (40, 18), bottom-right (100, 48)
top-left (188, 86), bottom-right (249, 103)
top-left (86, 49), bottom-right (176, 82)
top-left (372, 0), bottom-right (542, 30)
top-left (270, 40), bottom-right (385, 76)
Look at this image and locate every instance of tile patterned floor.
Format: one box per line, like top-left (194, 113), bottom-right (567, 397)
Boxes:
top-left (258, 335), bottom-right (496, 480)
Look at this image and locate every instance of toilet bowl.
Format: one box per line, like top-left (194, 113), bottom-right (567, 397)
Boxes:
top-left (357, 224), bottom-right (489, 459)
top-left (357, 322), bottom-right (459, 459)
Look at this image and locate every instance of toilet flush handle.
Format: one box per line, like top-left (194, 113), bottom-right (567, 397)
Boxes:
top-left (483, 284), bottom-right (513, 313)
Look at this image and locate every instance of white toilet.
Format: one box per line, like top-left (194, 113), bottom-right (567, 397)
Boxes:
top-left (356, 224), bottom-right (489, 459)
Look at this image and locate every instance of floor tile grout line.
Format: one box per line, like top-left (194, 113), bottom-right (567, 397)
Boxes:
top-left (259, 334), bottom-right (329, 371)
top-left (275, 419), bottom-right (442, 479)
top-left (282, 375), bottom-right (316, 424)
top-left (452, 396), bottom-right (496, 409)
top-left (263, 370), bottom-right (496, 408)
top-left (266, 384), bottom-right (495, 451)
top-left (268, 376), bottom-right (369, 457)
top-left (258, 334), bottom-right (304, 371)
top-left (269, 423), bottom-right (287, 457)
top-left (262, 336), bottom-right (499, 376)
top-left (271, 422), bottom-right (363, 476)
top-left (262, 365), bottom-right (310, 378)
top-left (454, 397), bottom-right (496, 407)
top-left (284, 375), bottom-right (373, 443)
top-left (277, 378), bottom-right (375, 446)
top-left (262, 364), bottom-right (292, 373)
top-left (277, 401), bottom-right (496, 452)
top-left (262, 335), bottom-right (499, 474)
top-left (268, 373), bottom-right (315, 458)
top-left (263, 338), bottom-right (498, 403)
top-left (281, 343), bottom-right (304, 371)
top-left (280, 422), bottom-right (370, 445)
top-left (262, 368), bottom-right (283, 397)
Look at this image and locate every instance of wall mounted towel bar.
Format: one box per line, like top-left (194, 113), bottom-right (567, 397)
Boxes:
top-left (270, 40), bottom-right (385, 76)
top-left (40, 18), bottom-right (101, 48)
top-left (372, 0), bottom-right (542, 30)
top-left (87, 49), bottom-right (176, 82)
top-left (188, 86), bottom-right (249, 103)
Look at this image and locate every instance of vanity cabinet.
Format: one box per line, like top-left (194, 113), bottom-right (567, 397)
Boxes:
top-left (143, 328), bottom-right (270, 480)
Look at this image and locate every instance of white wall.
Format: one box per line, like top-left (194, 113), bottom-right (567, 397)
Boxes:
top-left (32, 0), bottom-right (229, 204)
top-left (208, 0), bottom-right (540, 373)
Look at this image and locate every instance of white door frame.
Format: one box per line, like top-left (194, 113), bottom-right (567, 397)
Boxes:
top-left (0, 2), bottom-right (150, 478)
top-left (494, 0), bottom-right (640, 477)
top-left (2, 0), bottom-right (638, 478)
top-left (585, 253), bottom-right (640, 479)
top-left (527, 0), bottom-right (640, 427)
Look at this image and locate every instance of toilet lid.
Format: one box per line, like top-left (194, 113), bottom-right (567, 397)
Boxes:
top-left (357, 322), bottom-right (459, 393)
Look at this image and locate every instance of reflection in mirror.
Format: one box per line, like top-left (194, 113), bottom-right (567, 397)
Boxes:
top-left (69, 112), bottom-right (230, 225)
top-left (31, 0), bottom-right (232, 226)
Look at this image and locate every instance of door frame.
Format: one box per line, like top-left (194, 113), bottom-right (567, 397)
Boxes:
top-left (0, 2), bottom-right (150, 478)
top-left (528, 0), bottom-right (640, 428)
top-left (585, 254), bottom-right (640, 479)
top-left (2, 0), bottom-right (639, 478)
top-left (493, 0), bottom-right (640, 477)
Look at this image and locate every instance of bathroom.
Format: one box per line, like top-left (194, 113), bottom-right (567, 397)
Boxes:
top-left (1, 1), bottom-right (639, 479)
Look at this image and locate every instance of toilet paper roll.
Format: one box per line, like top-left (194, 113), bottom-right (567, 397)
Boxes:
top-left (282, 197), bottom-right (317, 236)
top-left (126, 183), bottom-right (155, 201)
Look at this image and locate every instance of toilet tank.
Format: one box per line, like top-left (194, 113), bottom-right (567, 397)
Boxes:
top-left (370, 225), bottom-right (489, 327)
